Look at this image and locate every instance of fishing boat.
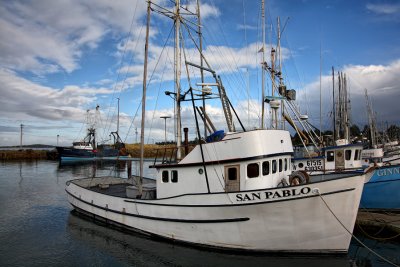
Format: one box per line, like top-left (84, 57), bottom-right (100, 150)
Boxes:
top-left (66, 0), bottom-right (367, 253)
top-left (57, 106), bottom-right (129, 162)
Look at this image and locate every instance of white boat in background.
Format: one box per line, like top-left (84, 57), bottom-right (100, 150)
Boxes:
top-left (66, 0), bottom-right (366, 253)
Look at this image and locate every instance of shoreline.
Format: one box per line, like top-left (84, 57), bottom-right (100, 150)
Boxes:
top-left (0, 144), bottom-right (182, 160)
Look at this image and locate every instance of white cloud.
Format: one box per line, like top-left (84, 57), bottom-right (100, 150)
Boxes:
top-left (0, 68), bottom-right (116, 122)
top-left (0, 0), bottom-right (148, 74)
top-left (295, 59), bottom-right (400, 130)
top-left (366, 3), bottom-right (400, 15)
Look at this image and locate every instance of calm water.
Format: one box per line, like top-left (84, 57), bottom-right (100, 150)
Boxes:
top-left (0, 160), bottom-right (399, 267)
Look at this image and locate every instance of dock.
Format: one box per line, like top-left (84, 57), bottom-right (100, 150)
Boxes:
top-left (356, 210), bottom-right (400, 240)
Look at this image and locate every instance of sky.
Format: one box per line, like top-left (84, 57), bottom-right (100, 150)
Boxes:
top-left (0, 0), bottom-right (400, 146)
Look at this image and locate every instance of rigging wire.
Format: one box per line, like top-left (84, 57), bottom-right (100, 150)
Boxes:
top-left (142, 24), bottom-right (175, 144)
top-left (100, 0), bottom-right (141, 141)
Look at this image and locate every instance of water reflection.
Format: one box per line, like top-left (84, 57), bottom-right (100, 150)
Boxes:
top-left (349, 234), bottom-right (400, 267)
top-left (67, 211), bottom-right (353, 267)
top-left (57, 159), bottom-right (156, 179)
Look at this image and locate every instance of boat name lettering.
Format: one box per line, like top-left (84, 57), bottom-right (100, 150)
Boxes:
top-left (377, 167), bottom-right (400, 177)
top-left (305, 166), bottom-right (323, 171)
top-left (235, 187), bottom-right (311, 202)
top-left (307, 160), bottom-right (322, 167)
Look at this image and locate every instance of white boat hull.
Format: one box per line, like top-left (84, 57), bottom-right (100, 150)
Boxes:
top-left (66, 174), bottom-right (364, 253)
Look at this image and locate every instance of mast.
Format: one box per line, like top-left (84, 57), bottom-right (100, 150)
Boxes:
top-left (139, 0), bottom-right (151, 196)
top-left (261, 0), bottom-right (266, 129)
top-left (344, 73), bottom-right (349, 141)
top-left (175, 0), bottom-right (182, 161)
top-left (271, 46), bottom-right (277, 129)
top-left (332, 67), bottom-right (336, 140)
top-left (365, 89), bottom-right (376, 147)
top-left (117, 97), bottom-right (120, 134)
top-left (196, 0), bottom-right (206, 138)
top-left (319, 40), bottom-right (322, 142)
top-left (277, 17), bottom-right (284, 130)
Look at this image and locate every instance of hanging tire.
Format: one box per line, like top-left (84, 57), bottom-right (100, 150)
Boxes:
top-left (289, 171), bottom-right (310, 186)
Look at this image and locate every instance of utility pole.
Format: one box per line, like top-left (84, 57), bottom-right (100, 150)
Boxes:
top-left (160, 116), bottom-right (171, 144)
top-left (20, 124), bottom-right (24, 149)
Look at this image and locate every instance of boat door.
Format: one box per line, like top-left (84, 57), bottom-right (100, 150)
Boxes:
top-left (224, 165), bottom-right (240, 192)
top-left (335, 149), bottom-right (345, 170)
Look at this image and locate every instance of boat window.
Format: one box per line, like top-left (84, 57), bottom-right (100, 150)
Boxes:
top-left (345, 150), bottom-right (352, 161)
top-left (171, 170), bottom-right (178, 183)
top-left (272, 160), bottom-right (277, 174)
top-left (262, 161), bottom-right (270, 175)
top-left (227, 167), bottom-right (238, 180)
top-left (162, 170), bottom-right (169, 183)
top-left (284, 158), bottom-right (288, 171)
top-left (279, 159), bottom-right (283, 172)
top-left (327, 151), bottom-right (334, 162)
top-left (247, 163), bottom-right (259, 178)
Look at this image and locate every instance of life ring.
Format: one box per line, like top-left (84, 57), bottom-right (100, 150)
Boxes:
top-left (289, 171), bottom-right (310, 186)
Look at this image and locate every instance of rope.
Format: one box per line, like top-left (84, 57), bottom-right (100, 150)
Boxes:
top-left (315, 188), bottom-right (399, 267)
top-left (356, 222), bottom-right (400, 241)
top-left (356, 207), bottom-right (400, 241)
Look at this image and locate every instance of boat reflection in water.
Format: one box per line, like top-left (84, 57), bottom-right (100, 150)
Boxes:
top-left (67, 211), bottom-right (352, 267)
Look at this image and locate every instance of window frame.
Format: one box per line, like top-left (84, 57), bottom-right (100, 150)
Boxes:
top-left (171, 170), bottom-right (178, 183)
top-left (247, 163), bottom-right (260, 178)
top-left (327, 151), bottom-right (335, 162)
top-left (262, 161), bottom-right (270, 176)
top-left (345, 149), bottom-right (352, 161)
top-left (162, 170), bottom-right (169, 183)
top-left (272, 160), bottom-right (277, 174)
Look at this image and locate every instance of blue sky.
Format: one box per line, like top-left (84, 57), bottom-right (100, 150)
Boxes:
top-left (0, 0), bottom-right (400, 146)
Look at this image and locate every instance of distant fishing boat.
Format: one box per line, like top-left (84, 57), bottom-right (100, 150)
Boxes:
top-left (56, 105), bottom-right (129, 162)
top-left (65, 1), bottom-right (367, 253)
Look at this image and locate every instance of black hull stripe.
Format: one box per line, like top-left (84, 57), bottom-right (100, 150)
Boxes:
top-left (151, 152), bottom-right (294, 168)
top-left (125, 174), bottom-right (361, 202)
top-left (66, 190), bottom-right (249, 223)
top-left (67, 186), bottom-right (354, 213)
top-left (124, 188), bottom-right (355, 207)
top-left (68, 173), bottom-right (361, 202)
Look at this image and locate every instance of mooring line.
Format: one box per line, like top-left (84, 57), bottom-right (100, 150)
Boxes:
top-left (313, 188), bottom-right (399, 267)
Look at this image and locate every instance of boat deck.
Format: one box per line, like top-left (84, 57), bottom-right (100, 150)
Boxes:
top-left (83, 176), bottom-right (157, 199)
top-left (89, 183), bottom-right (131, 198)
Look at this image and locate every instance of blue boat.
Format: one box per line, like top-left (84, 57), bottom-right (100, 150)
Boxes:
top-left (56, 129), bottom-right (129, 162)
top-left (360, 164), bottom-right (400, 210)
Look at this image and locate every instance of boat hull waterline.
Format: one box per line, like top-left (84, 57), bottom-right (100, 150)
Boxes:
top-left (66, 174), bottom-right (364, 253)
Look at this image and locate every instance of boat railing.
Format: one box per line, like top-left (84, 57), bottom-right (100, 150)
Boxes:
top-left (153, 147), bottom-right (178, 165)
top-left (153, 144), bottom-right (196, 165)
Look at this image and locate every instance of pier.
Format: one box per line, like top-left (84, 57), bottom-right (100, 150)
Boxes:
top-left (356, 211), bottom-right (400, 241)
